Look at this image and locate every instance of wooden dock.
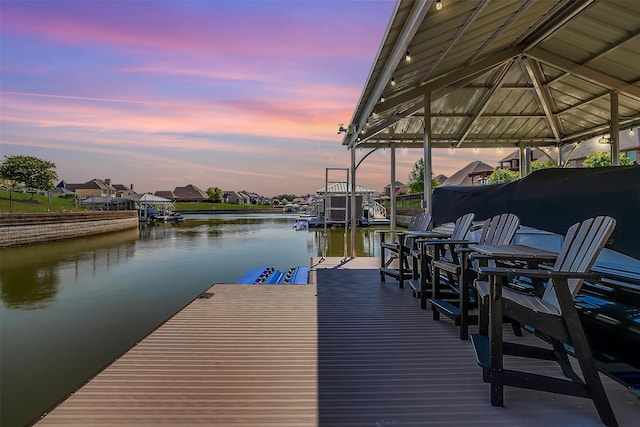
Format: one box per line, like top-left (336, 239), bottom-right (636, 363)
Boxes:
top-left (36, 257), bottom-right (639, 426)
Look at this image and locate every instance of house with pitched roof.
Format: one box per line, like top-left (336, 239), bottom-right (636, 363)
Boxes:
top-left (154, 190), bottom-right (176, 201)
top-left (57, 178), bottom-right (117, 198)
top-left (383, 181), bottom-right (407, 197)
top-left (441, 161), bottom-right (494, 186)
top-left (112, 183), bottom-right (135, 197)
top-left (173, 184), bottom-right (208, 202)
top-left (223, 191), bottom-right (243, 204)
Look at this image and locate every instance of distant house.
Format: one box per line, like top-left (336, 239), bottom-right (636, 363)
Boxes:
top-left (383, 181), bottom-right (407, 197)
top-left (245, 192), bottom-right (264, 205)
top-left (237, 191), bottom-right (252, 204)
top-left (498, 149), bottom-right (547, 171)
top-left (113, 183), bottom-right (135, 197)
top-left (434, 174), bottom-right (448, 185)
top-left (441, 161), bottom-right (494, 186)
top-left (57, 178), bottom-right (117, 198)
top-left (154, 191), bottom-right (176, 201)
top-left (223, 191), bottom-right (243, 204)
top-left (173, 185), bottom-right (208, 202)
top-left (563, 131), bottom-right (639, 166)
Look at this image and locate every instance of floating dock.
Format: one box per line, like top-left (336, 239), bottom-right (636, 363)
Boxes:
top-left (236, 265), bottom-right (309, 285)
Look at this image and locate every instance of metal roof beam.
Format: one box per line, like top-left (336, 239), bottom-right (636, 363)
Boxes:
top-left (372, 46), bottom-right (524, 114)
top-left (556, 77), bottom-right (640, 115)
top-left (346, 0), bottom-right (432, 148)
top-left (519, 0), bottom-right (596, 49)
top-left (526, 47), bottom-right (640, 101)
top-left (456, 60), bottom-right (516, 147)
top-left (523, 57), bottom-right (563, 142)
top-left (418, 0), bottom-right (490, 84)
top-left (466, 0), bottom-right (536, 65)
top-left (546, 28), bottom-right (640, 86)
top-left (359, 68), bottom-right (490, 141)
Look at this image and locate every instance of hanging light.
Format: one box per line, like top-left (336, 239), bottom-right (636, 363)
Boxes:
top-left (436, 0), bottom-right (443, 10)
top-left (390, 76), bottom-right (396, 86)
top-left (598, 136), bottom-right (611, 144)
top-left (380, 94), bottom-right (385, 103)
top-left (405, 50), bottom-right (411, 62)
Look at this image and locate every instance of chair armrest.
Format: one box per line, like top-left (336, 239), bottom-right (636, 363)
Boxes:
top-left (376, 230), bottom-right (405, 235)
top-left (469, 253), bottom-right (556, 263)
top-left (456, 247), bottom-right (476, 253)
top-left (404, 230), bottom-right (450, 238)
top-left (415, 238), bottom-right (476, 246)
top-left (478, 266), bottom-right (602, 281)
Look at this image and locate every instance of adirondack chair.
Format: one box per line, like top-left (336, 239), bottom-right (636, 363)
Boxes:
top-left (409, 212), bottom-right (475, 304)
top-left (428, 213), bottom-right (520, 340)
top-left (378, 211), bottom-right (432, 288)
top-left (471, 216), bottom-right (617, 427)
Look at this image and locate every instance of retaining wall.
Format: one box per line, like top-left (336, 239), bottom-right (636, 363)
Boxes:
top-left (395, 208), bottom-right (424, 228)
top-left (0, 211), bottom-right (139, 248)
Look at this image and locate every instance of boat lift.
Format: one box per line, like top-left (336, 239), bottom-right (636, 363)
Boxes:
top-left (321, 168), bottom-right (349, 260)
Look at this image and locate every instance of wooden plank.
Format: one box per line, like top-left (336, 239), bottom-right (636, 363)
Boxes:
top-left (36, 285), bottom-right (318, 427)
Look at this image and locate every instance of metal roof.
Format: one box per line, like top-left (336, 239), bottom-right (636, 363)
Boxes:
top-left (126, 193), bottom-right (173, 204)
top-left (316, 182), bottom-right (377, 194)
top-left (342, 0), bottom-right (640, 150)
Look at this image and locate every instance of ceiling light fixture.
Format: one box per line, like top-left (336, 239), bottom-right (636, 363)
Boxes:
top-left (405, 50), bottom-right (411, 62)
top-left (598, 136), bottom-right (611, 144)
top-left (380, 94), bottom-right (385, 102)
top-left (436, 0), bottom-right (443, 10)
top-left (390, 76), bottom-right (396, 86)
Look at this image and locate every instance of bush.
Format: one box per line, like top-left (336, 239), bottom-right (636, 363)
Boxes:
top-left (583, 151), bottom-right (633, 167)
top-left (488, 168), bottom-right (519, 184)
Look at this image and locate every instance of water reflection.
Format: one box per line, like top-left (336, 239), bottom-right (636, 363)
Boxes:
top-left (0, 228), bottom-right (138, 310)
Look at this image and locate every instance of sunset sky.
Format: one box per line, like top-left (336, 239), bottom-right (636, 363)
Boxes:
top-left (1, 0), bottom-right (507, 197)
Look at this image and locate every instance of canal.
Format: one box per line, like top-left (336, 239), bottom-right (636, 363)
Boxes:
top-left (0, 213), bottom-right (385, 426)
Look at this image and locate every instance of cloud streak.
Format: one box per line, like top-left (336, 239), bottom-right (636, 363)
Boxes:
top-left (1, 0), bottom-right (508, 197)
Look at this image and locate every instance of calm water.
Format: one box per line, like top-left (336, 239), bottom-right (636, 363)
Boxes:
top-left (0, 213), bottom-right (384, 426)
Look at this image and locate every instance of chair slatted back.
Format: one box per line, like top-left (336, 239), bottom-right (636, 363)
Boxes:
top-left (479, 213), bottom-right (520, 245)
top-left (409, 212), bottom-right (432, 232)
top-left (451, 213), bottom-right (475, 240)
top-left (405, 212), bottom-right (432, 249)
top-left (439, 213), bottom-right (475, 263)
top-left (543, 216), bottom-right (616, 310)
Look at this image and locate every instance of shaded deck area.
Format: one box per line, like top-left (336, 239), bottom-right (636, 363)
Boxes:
top-left (37, 257), bottom-right (639, 426)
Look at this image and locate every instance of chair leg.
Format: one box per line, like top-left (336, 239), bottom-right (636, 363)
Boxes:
top-left (398, 250), bottom-right (405, 289)
top-left (567, 318), bottom-right (617, 426)
top-left (555, 278), bottom-right (618, 427)
top-left (431, 264), bottom-right (441, 321)
top-left (459, 253), bottom-right (469, 340)
top-left (509, 320), bottom-right (522, 336)
top-left (478, 295), bottom-right (488, 336)
top-left (420, 252), bottom-right (431, 310)
top-left (489, 276), bottom-right (504, 407)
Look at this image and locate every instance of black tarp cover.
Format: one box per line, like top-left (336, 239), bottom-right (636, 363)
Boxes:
top-left (432, 166), bottom-right (640, 259)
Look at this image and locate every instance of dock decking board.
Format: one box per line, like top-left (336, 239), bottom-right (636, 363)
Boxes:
top-left (36, 257), bottom-right (639, 426)
top-left (36, 285), bottom-right (318, 427)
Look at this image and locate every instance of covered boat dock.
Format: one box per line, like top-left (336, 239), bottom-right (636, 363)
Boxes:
top-left (339, 0), bottom-right (640, 249)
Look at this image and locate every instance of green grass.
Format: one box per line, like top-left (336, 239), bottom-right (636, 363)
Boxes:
top-left (0, 190), bottom-right (81, 213)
